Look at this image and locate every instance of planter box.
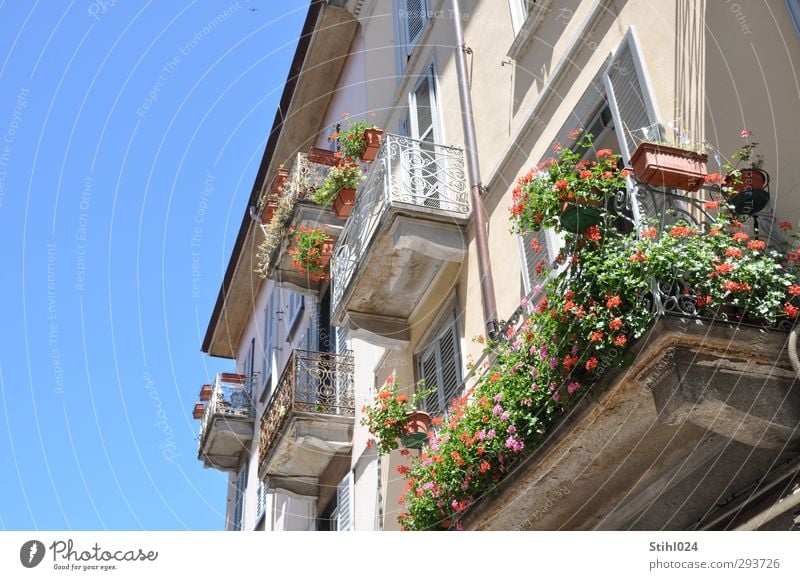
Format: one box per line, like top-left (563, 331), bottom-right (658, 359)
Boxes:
top-left (308, 147), bottom-right (339, 167)
top-left (630, 142), bottom-right (708, 192)
top-left (261, 199), bottom-right (279, 224)
top-left (199, 384), bottom-right (213, 402)
top-left (360, 128), bottom-right (385, 162)
top-left (192, 403), bottom-right (205, 420)
top-left (333, 187), bottom-right (357, 218)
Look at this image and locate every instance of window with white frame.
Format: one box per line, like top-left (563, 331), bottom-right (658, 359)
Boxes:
top-left (286, 291), bottom-right (304, 339)
top-left (509, 0), bottom-right (534, 35)
top-left (261, 293), bottom-right (277, 402)
top-left (256, 479), bottom-right (266, 524)
top-left (396, 0), bottom-right (429, 68)
top-left (232, 461), bottom-right (248, 531)
top-left (787, 0), bottom-right (800, 37)
top-left (415, 304), bottom-right (463, 417)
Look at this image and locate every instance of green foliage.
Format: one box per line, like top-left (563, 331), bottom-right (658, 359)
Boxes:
top-left (311, 162), bottom-right (363, 206)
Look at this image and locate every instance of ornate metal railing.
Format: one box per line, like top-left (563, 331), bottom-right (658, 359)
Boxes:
top-left (330, 133), bottom-right (470, 315)
top-left (284, 152), bottom-right (333, 200)
top-left (257, 349), bottom-right (355, 478)
top-left (198, 373), bottom-right (254, 449)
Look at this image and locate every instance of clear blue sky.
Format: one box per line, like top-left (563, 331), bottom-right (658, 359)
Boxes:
top-left (0, 0), bottom-right (309, 530)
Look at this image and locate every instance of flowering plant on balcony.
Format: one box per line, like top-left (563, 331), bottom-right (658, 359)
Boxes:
top-left (288, 226), bottom-right (333, 282)
top-left (331, 113), bottom-right (383, 161)
top-left (397, 203), bottom-right (799, 530)
top-left (724, 129), bottom-right (765, 172)
top-left (360, 375), bottom-right (432, 455)
top-left (311, 161), bottom-right (364, 206)
top-left (510, 133), bottom-right (630, 234)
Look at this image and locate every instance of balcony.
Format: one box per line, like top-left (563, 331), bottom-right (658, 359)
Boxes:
top-left (197, 373), bottom-right (254, 471)
top-left (331, 134), bottom-right (470, 348)
top-left (261, 152), bottom-right (347, 294)
top-left (258, 349), bottom-right (355, 482)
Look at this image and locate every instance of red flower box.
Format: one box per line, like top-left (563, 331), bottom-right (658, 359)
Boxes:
top-left (629, 142), bottom-right (708, 192)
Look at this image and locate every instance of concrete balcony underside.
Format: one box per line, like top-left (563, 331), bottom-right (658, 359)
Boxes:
top-left (258, 350), bottom-right (355, 487)
top-left (336, 208), bottom-right (468, 349)
top-left (261, 412), bottom-right (354, 479)
top-left (199, 415), bottom-right (254, 471)
top-left (462, 318), bottom-right (800, 531)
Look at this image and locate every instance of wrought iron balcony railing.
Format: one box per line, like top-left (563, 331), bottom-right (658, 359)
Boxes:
top-left (257, 349), bottom-right (355, 477)
top-left (198, 373), bottom-right (254, 449)
top-left (330, 133), bottom-right (470, 315)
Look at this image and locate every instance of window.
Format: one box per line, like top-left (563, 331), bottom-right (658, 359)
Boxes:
top-left (406, 63), bottom-right (444, 208)
top-left (509, 0), bottom-right (534, 35)
top-left (602, 27), bottom-right (662, 223)
top-left (243, 339), bottom-right (255, 398)
top-left (416, 305), bottom-right (463, 417)
top-left (518, 230), bottom-right (550, 295)
top-left (399, 0), bottom-right (428, 57)
top-left (788, 0), bottom-right (800, 37)
top-left (286, 292), bottom-right (304, 339)
top-left (232, 461), bottom-right (248, 531)
top-left (256, 479), bottom-right (266, 524)
top-left (261, 294), bottom-right (277, 402)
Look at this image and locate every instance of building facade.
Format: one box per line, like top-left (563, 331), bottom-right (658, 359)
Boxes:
top-left (194, 0), bottom-right (800, 531)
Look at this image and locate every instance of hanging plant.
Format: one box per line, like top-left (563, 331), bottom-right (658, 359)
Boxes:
top-left (288, 226), bottom-right (333, 282)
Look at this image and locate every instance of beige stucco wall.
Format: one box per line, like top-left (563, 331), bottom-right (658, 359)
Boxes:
top-left (233, 0), bottom-right (800, 531)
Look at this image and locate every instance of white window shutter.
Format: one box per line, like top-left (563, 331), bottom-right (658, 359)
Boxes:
top-left (336, 472), bottom-right (354, 531)
top-left (602, 27), bottom-right (661, 163)
top-left (403, 0), bottom-right (427, 54)
top-left (518, 230), bottom-right (549, 295)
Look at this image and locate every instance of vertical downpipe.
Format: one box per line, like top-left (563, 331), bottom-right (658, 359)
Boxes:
top-left (449, 0), bottom-right (499, 338)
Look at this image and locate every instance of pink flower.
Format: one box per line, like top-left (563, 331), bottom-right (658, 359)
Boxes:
top-left (505, 437), bottom-right (525, 453)
top-left (492, 404), bottom-right (503, 416)
top-left (500, 411), bottom-right (510, 421)
top-left (567, 381), bottom-right (581, 395)
top-left (740, 129), bottom-right (753, 139)
top-left (487, 429), bottom-right (496, 439)
top-left (508, 425), bottom-right (517, 435)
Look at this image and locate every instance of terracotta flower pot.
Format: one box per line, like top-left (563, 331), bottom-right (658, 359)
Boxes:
top-left (629, 142), bottom-right (708, 192)
top-left (333, 187), bottom-right (357, 218)
top-left (192, 403), bottom-right (205, 420)
top-left (724, 168), bottom-right (769, 193)
top-left (400, 411), bottom-right (432, 449)
top-left (360, 128), bottom-right (384, 162)
top-left (199, 384), bottom-right (213, 401)
top-left (270, 167), bottom-right (289, 194)
top-left (308, 147), bottom-right (340, 166)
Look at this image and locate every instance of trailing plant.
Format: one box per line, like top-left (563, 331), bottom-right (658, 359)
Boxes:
top-left (396, 161), bottom-right (799, 530)
top-left (312, 161), bottom-right (364, 206)
top-left (289, 226), bottom-right (332, 282)
top-left (510, 132), bottom-right (630, 233)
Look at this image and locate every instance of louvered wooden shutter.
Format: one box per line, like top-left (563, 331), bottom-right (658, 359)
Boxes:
top-left (336, 472), bottom-right (354, 531)
top-left (419, 348), bottom-right (440, 415)
top-left (438, 317), bottom-right (462, 408)
top-left (256, 479), bottom-right (266, 521)
top-left (404, 0), bottom-right (426, 54)
top-left (602, 28), bottom-right (661, 162)
top-left (603, 28), bottom-right (662, 225)
top-left (519, 230), bottom-right (549, 295)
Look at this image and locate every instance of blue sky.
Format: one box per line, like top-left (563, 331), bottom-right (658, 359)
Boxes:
top-left (0, 0), bottom-right (309, 530)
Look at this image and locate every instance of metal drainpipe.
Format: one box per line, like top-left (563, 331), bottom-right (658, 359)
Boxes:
top-left (449, 0), bottom-right (499, 339)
